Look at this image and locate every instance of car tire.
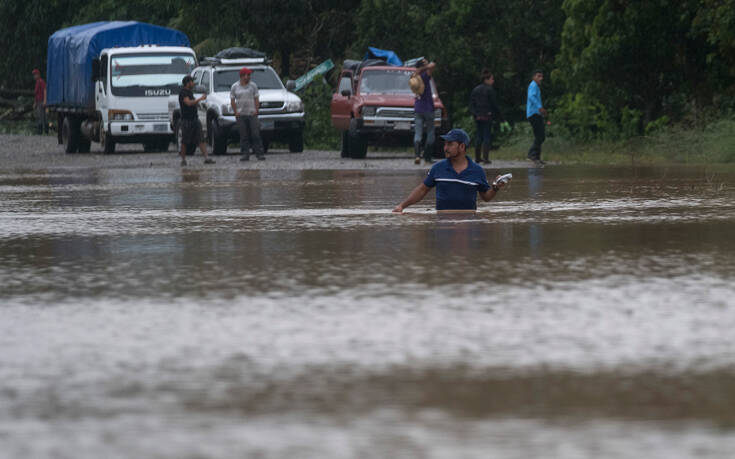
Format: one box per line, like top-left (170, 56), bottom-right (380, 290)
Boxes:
top-left (348, 119), bottom-right (367, 159)
top-left (211, 121), bottom-right (227, 155)
top-left (340, 131), bottom-right (350, 158)
top-left (288, 130), bottom-right (304, 153)
top-left (100, 127), bottom-right (115, 154)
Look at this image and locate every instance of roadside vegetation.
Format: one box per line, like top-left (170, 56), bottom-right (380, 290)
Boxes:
top-left (3, 0), bottom-right (735, 165)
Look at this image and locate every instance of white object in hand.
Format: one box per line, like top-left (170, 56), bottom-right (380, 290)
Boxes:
top-left (493, 173), bottom-right (513, 186)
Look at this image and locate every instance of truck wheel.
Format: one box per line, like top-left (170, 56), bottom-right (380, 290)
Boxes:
top-left (340, 131), bottom-right (350, 158)
top-left (348, 119), bottom-right (367, 159)
top-left (211, 122), bottom-right (227, 155)
top-left (288, 130), bottom-right (304, 153)
top-left (62, 116), bottom-right (80, 154)
top-left (100, 128), bottom-right (115, 154)
top-left (78, 138), bottom-right (91, 153)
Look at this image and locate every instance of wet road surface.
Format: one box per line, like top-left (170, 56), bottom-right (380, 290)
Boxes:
top-left (1, 136), bottom-right (735, 458)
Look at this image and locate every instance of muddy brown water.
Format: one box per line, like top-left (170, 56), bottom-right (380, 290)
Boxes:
top-left (1, 164), bottom-right (735, 458)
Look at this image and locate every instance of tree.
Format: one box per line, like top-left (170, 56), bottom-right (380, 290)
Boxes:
top-left (553, 0), bottom-right (703, 138)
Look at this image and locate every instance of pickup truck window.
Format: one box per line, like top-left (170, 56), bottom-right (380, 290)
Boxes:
top-left (359, 69), bottom-right (414, 95)
top-left (110, 53), bottom-right (196, 96)
top-left (214, 68), bottom-right (284, 92)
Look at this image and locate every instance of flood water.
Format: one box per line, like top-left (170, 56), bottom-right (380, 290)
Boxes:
top-left (1, 164), bottom-right (735, 458)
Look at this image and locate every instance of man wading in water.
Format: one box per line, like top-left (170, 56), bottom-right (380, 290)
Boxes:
top-left (393, 128), bottom-right (508, 212)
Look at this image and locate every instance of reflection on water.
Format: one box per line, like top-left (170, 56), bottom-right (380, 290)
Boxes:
top-left (1, 165), bottom-right (735, 458)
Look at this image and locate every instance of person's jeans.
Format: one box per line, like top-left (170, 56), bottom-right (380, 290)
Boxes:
top-left (475, 118), bottom-right (491, 146)
top-left (528, 114), bottom-right (546, 160)
top-left (35, 105), bottom-right (47, 135)
top-left (238, 115), bottom-right (264, 158)
top-left (414, 111), bottom-right (435, 159)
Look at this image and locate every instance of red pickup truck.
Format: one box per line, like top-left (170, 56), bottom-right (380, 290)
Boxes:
top-left (331, 60), bottom-right (449, 158)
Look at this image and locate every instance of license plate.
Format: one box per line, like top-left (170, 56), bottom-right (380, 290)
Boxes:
top-left (395, 121), bottom-right (410, 130)
top-left (154, 124), bottom-right (168, 132)
top-left (260, 120), bottom-right (274, 130)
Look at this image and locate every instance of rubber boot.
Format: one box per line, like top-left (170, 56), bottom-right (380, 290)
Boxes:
top-left (482, 144), bottom-right (491, 164)
top-left (414, 142), bottom-right (422, 164)
top-left (423, 143), bottom-right (434, 163)
top-left (474, 144), bottom-right (482, 163)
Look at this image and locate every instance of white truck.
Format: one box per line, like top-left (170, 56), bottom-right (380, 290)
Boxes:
top-left (169, 54), bottom-right (305, 155)
top-left (47, 21), bottom-right (197, 153)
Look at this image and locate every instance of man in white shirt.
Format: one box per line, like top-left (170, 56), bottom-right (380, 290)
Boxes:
top-left (230, 67), bottom-right (264, 161)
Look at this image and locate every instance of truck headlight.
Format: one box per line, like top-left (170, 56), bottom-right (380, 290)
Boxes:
top-left (362, 106), bottom-right (376, 117)
top-left (110, 110), bottom-right (134, 121)
top-left (286, 100), bottom-right (303, 112)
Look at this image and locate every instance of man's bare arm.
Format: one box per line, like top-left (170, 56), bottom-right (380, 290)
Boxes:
top-left (478, 175), bottom-right (508, 201)
top-left (393, 183), bottom-right (431, 212)
top-left (412, 61), bottom-right (436, 77)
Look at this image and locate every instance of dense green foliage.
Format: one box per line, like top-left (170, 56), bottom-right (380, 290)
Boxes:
top-left (2, 0), bottom-right (735, 152)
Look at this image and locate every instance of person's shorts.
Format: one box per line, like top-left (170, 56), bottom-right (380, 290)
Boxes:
top-left (180, 118), bottom-right (202, 145)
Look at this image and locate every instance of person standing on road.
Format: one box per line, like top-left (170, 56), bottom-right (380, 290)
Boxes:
top-left (392, 128), bottom-right (508, 212)
top-left (178, 75), bottom-right (215, 166)
top-left (411, 59), bottom-right (437, 165)
top-left (469, 69), bottom-right (503, 164)
top-left (32, 69), bottom-right (48, 135)
top-left (526, 70), bottom-right (547, 166)
top-left (231, 67), bottom-right (264, 161)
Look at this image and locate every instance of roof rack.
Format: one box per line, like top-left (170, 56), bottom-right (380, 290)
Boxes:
top-left (200, 56), bottom-right (269, 66)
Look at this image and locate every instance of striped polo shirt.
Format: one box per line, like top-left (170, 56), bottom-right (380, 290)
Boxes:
top-left (423, 157), bottom-right (490, 210)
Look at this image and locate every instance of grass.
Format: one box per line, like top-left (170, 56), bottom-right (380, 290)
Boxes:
top-left (494, 118), bottom-right (735, 166)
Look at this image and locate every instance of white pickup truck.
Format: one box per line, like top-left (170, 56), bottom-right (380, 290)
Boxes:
top-left (169, 56), bottom-right (305, 154)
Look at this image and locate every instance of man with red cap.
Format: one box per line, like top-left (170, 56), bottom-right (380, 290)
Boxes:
top-left (32, 69), bottom-right (48, 135)
top-left (230, 67), bottom-right (264, 161)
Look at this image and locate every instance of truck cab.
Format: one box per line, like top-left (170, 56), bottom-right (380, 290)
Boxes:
top-left (168, 56), bottom-right (305, 155)
top-left (92, 46), bottom-right (197, 153)
top-left (330, 61), bottom-right (449, 158)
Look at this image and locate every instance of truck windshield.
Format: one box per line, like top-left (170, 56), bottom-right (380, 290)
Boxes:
top-left (110, 53), bottom-right (196, 96)
top-left (359, 69), bottom-right (414, 95)
top-left (213, 68), bottom-right (284, 92)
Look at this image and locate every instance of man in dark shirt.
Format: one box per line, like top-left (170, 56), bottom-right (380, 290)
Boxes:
top-left (32, 69), bottom-right (48, 135)
top-left (178, 75), bottom-right (214, 166)
top-left (469, 70), bottom-right (503, 164)
top-left (393, 128), bottom-right (508, 212)
top-left (412, 59), bottom-right (437, 165)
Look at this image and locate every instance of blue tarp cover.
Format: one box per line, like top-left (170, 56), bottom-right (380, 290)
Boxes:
top-left (47, 21), bottom-right (190, 107)
top-left (363, 47), bottom-right (403, 67)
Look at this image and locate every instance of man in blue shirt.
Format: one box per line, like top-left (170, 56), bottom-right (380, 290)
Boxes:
top-left (392, 128), bottom-right (508, 212)
top-left (526, 70), bottom-right (547, 165)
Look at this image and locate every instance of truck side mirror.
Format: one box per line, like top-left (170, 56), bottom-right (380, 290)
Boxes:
top-left (194, 84), bottom-right (207, 94)
top-left (91, 58), bottom-right (100, 82)
top-left (341, 89), bottom-right (351, 97)
top-left (286, 80), bottom-right (296, 91)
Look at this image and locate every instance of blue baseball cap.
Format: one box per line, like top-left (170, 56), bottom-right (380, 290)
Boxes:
top-left (440, 128), bottom-right (470, 146)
